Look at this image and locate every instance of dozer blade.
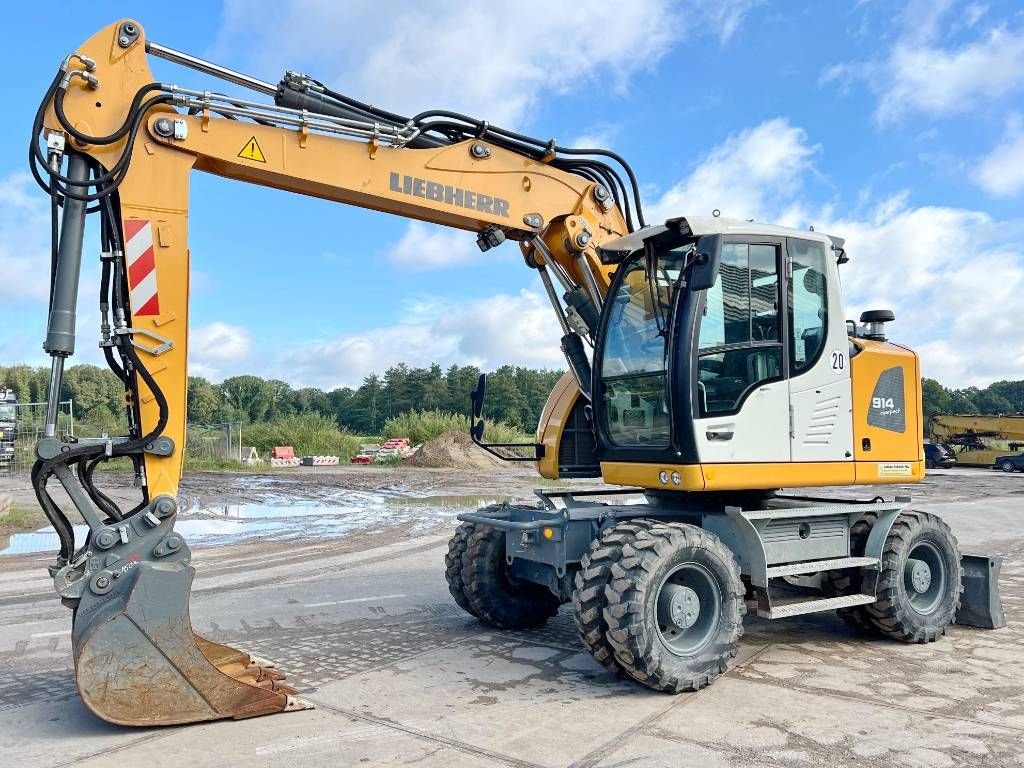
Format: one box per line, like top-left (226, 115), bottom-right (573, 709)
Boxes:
top-left (67, 548), bottom-right (312, 726)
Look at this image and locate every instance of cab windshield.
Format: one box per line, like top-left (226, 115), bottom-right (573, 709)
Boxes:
top-left (0, 404), bottom-right (15, 421)
top-left (600, 244), bottom-right (692, 447)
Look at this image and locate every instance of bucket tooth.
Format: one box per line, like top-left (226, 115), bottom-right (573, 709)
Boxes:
top-left (72, 558), bottom-right (311, 726)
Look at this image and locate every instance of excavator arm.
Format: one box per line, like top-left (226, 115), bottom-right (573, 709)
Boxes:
top-left (31, 20), bottom-right (633, 725)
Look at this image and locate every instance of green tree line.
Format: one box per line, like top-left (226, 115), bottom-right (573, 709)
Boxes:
top-left (0, 363), bottom-right (564, 435)
top-left (920, 378), bottom-right (1024, 427)
top-left (2, 362), bottom-right (1021, 436)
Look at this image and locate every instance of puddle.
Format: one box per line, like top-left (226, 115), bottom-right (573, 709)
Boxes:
top-left (391, 494), bottom-right (513, 508)
top-left (0, 492), bottom-right (511, 556)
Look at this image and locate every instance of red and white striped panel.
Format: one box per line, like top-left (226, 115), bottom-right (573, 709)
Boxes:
top-left (123, 219), bottom-right (160, 317)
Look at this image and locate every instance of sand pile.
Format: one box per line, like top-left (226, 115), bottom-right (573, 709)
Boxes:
top-left (406, 430), bottom-right (504, 470)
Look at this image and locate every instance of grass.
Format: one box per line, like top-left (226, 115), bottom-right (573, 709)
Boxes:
top-left (0, 504), bottom-right (46, 534)
top-left (72, 409), bottom-right (535, 474)
top-left (382, 409), bottom-right (531, 445)
top-left (243, 414), bottom-right (363, 460)
top-left (183, 456), bottom-right (245, 471)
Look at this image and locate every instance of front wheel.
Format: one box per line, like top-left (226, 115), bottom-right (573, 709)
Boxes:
top-left (1000, 460), bottom-right (1016, 473)
top-left (604, 524), bottom-right (745, 693)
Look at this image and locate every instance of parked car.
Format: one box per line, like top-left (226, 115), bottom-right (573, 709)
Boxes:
top-left (993, 452), bottom-right (1024, 473)
top-left (924, 442), bottom-right (957, 469)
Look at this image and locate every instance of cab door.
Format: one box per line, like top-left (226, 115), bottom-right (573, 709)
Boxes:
top-left (786, 237), bottom-right (854, 462)
top-left (693, 240), bottom-right (790, 464)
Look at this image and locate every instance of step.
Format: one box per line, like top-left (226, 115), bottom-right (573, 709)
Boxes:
top-left (765, 556), bottom-right (879, 579)
top-left (761, 593), bottom-right (876, 620)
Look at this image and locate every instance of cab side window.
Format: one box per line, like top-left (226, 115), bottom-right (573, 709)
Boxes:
top-left (788, 239), bottom-right (828, 375)
top-left (697, 243), bottom-right (782, 417)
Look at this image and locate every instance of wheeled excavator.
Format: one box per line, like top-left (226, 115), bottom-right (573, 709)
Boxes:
top-left (29, 20), bottom-right (1004, 727)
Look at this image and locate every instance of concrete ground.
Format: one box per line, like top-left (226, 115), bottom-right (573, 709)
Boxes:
top-left (0, 470), bottom-right (1021, 767)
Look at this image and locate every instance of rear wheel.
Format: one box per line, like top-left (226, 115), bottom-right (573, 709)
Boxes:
top-left (925, 458), bottom-right (936, 470)
top-left (572, 519), bottom-right (662, 675)
top-left (461, 524), bottom-right (561, 629)
top-left (445, 522), bottom-right (479, 618)
top-left (604, 524), bottom-right (744, 693)
top-left (1000, 460), bottom-right (1016, 473)
top-left (864, 511), bottom-right (962, 642)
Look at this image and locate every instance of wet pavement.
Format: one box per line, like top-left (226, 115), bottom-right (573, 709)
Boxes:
top-left (0, 470), bottom-right (1020, 767)
top-left (0, 490), bottom-right (509, 556)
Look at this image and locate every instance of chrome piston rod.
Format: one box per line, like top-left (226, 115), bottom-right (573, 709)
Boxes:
top-left (42, 153), bottom-right (90, 437)
top-left (146, 41), bottom-right (277, 96)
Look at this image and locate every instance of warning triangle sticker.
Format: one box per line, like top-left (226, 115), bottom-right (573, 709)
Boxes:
top-left (237, 136), bottom-right (266, 162)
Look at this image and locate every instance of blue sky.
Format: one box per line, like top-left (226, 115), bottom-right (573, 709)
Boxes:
top-left (2, 0), bottom-right (1023, 389)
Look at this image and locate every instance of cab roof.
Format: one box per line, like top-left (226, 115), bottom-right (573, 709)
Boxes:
top-left (597, 216), bottom-right (843, 264)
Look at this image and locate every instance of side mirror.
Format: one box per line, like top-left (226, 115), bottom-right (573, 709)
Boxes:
top-left (470, 373), bottom-right (486, 440)
top-left (466, 372), bottom-right (545, 462)
top-left (470, 374), bottom-right (486, 420)
top-left (689, 234), bottom-right (721, 290)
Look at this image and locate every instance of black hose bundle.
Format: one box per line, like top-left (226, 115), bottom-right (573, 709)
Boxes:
top-left (293, 78), bottom-right (646, 231)
top-left (29, 70), bottom-right (173, 559)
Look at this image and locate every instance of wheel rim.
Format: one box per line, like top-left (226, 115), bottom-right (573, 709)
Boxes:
top-left (903, 541), bottom-right (946, 615)
top-left (655, 562), bottom-right (722, 656)
top-left (1002, 461), bottom-right (1014, 472)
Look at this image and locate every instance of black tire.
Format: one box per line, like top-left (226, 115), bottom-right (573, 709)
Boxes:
top-left (925, 458), bottom-right (935, 470)
top-left (572, 519), bottom-right (662, 675)
top-left (823, 510), bottom-right (879, 634)
top-left (604, 523), bottom-right (745, 693)
top-left (445, 522), bottom-right (479, 618)
top-left (1000, 460), bottom-right (1016, 473)
top-left (461, 524), bottom-right (561, 629)
top-left (864, 510), bottom-right (963, 642)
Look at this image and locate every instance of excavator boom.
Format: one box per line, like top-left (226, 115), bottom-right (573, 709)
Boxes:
top-left (31, 19), bottom-right (629, 726)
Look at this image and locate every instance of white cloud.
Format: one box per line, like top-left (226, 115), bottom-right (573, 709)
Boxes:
top-left (822, 5), bottom-right (1024, 124)
top-left (973, 114), bottom-right (1024, 197)
top-left (648, 118), bottom-right (819, 224)
top-left (692, 0), bottom-right (762, 43)
top-left (826, 194), bottom-right (1024, 385)
top-left (276, 288), bottom-right (563, 389)
top-left (877, 25), bottom-right (1024, 123)
top-left (388, 221), bottom-right (484, 270)
top-left (0, 172), bottom-right (56, 303)
top-left (214, 0), bottom-right (680, 127)
top-left (213, 1), bottom-right (758, 129)
top-left (570, 125), bottom-right (620, 151)
top-left (189, 322), bottom-right (253, 379)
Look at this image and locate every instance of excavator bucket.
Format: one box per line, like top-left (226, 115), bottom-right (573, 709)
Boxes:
top-left (58, 503), bottom-right (312, 726)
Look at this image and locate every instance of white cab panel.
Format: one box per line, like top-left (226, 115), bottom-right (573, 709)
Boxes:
top-left (695, 379), bottom-right (791, 463)
top-left (786, 236), bottom-right (854, 462)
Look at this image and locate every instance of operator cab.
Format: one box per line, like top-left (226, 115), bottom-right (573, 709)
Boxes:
top-left (593, 217), bottom-right (853, 488)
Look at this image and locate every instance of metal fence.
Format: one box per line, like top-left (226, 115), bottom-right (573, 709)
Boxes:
top-left (1, 400), bottom-right (75, 477)
top-left (185, 422), bottom-right (243, 463)
top-left (0, 403), bottom-right (242, 475)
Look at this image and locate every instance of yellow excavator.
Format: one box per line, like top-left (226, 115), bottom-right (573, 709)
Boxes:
top-left (31, 20), bottom-right (1003, 727)
top-left (930, 414), bottom-right (1024, 468)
